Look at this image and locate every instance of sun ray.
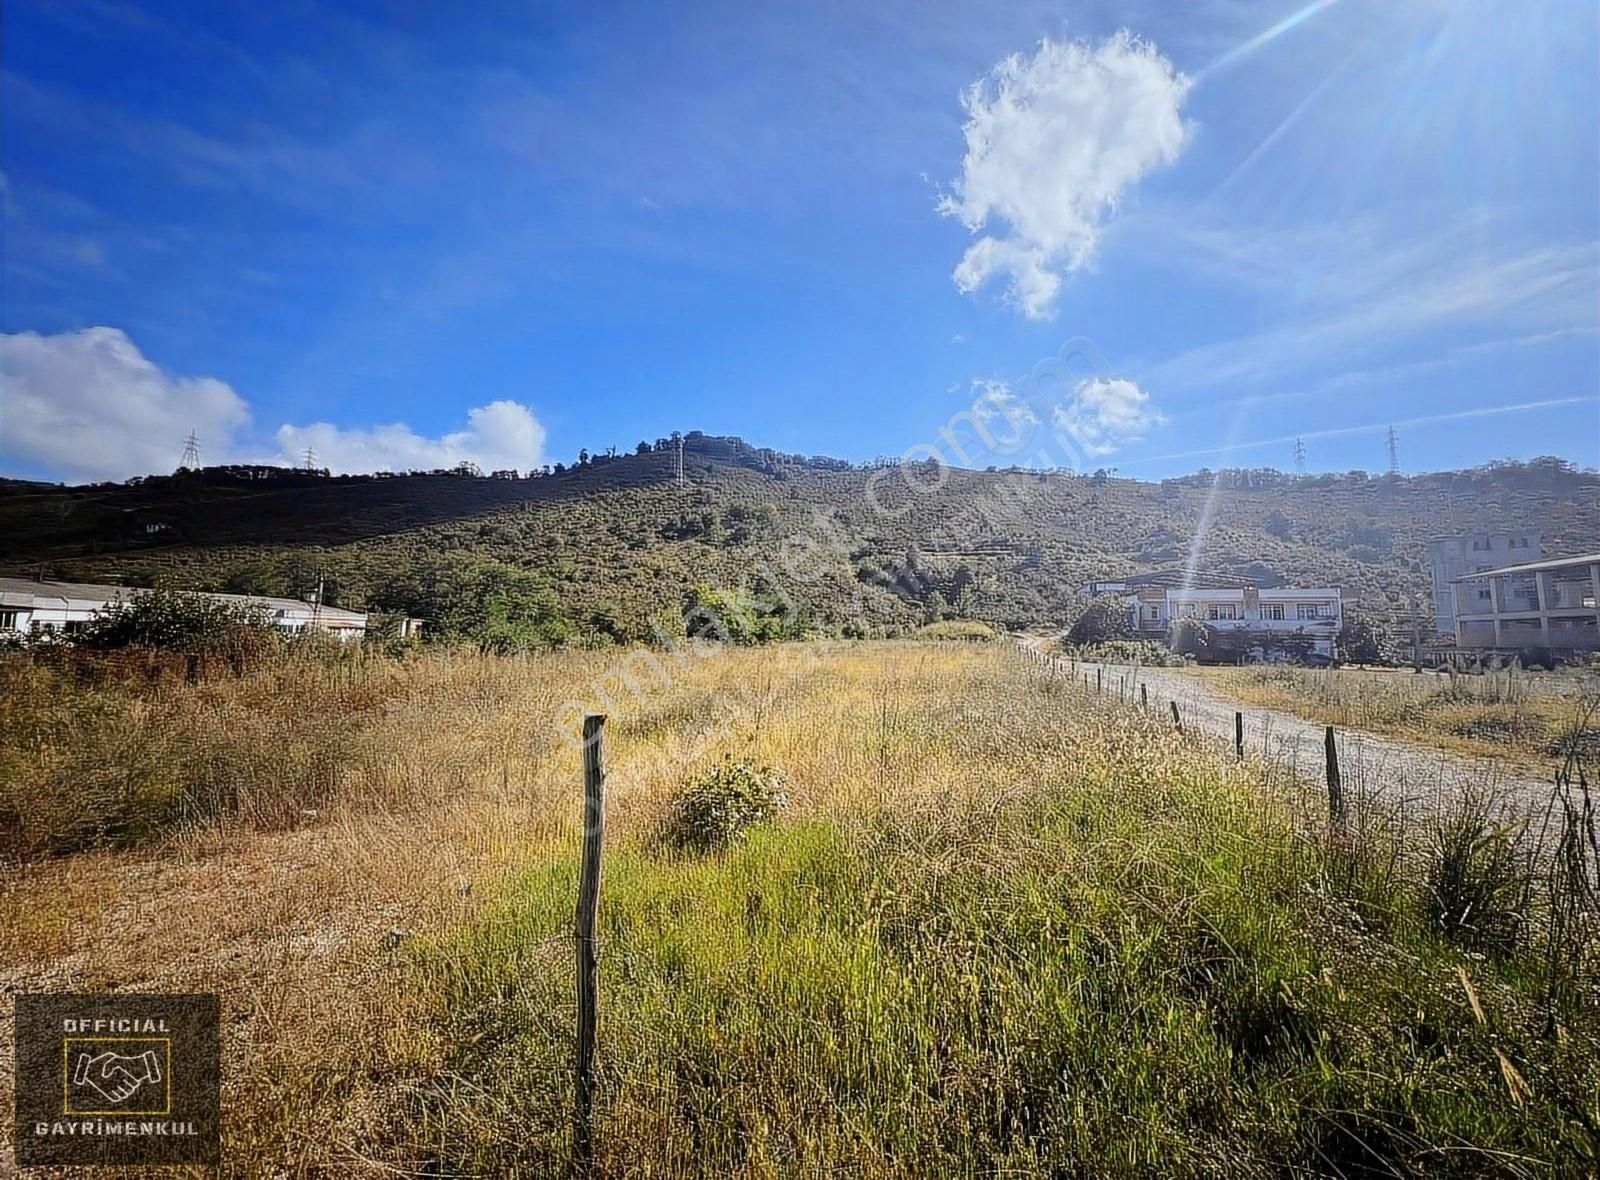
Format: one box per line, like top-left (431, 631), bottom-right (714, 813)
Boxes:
top-left (1194, 0), bottom-right (1343, 84)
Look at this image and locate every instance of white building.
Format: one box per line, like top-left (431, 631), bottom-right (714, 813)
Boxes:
top-left (1081, 572), bottom-right (1343, 660)
top-left (1427, 532), bottom-right (1540, 636)
top-left (0, 578), bottom-right (372, 641)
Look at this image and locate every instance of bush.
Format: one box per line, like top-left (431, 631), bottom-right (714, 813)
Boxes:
top-left (1065, 594), bottom-right (1135, 647)
top-left (683, 584), bottom-right (804, 644)
top-left (77, 589), bottom-right (277, 656)
top-left (1067, 638), bottom-right (1184, 666)
top-left (915, 620), bottom-right (997, 642)
top-left (1337, 608), bottom-right (1398, 665)
top-left (662, 759), bottom-right (787, 853)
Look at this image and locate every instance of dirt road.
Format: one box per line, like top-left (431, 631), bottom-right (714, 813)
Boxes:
top-left (1068, 658), bottom-right (1559, 816)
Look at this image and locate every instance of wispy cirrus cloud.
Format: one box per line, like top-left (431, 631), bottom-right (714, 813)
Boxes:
top-left (1139, 227), bottom-right (1599, 395)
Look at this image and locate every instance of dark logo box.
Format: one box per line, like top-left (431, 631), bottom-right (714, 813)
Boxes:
top-left (13, 993), bottom-right (221, 1166)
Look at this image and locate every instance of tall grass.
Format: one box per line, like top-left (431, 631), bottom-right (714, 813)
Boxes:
top-left (2, 642), bottom-right (1596, 1175)
top-left (387, 646), bottom-right (1597, 1176)
top-left (1216, 663), bottom-right (1598, 762)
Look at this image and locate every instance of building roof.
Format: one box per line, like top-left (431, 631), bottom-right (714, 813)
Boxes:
top-left (1166, 586), bottom-right (1340, 599)
top-left (1083, 569), bottom-right (1258, 590)
top-left (1448, 553), bottom-right (1600, 583)
top-left (0, 577), bottom-right (366, 625)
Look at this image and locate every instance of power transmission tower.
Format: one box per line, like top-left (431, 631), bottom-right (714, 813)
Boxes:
top-left (675, 434), bottom-right (685, 489)
top-left (1293, 438), bottom-right (1306, 477)
top-left (179, 430), bottom-right (201, 471)
top-left (1386, 425), bottom-right (1400, 476)
top-left (303, 447), bottom-right (318, 472)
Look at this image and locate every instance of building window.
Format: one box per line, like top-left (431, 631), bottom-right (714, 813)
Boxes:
top-left (1477, 587), bottom-right (1492, 601)
top-left (0, 610), bottom-right (17, 630)
top-left (1296, 603), bottom-right (1325, 620)
top-left (1206, 604), bottom-right (1239, 621)
top-left (1472, 539), bottom-right (1491, 551)
top-left (1262, 603), bottom-right (1285, 620)
top-left (1509, 536), bottom-right (1530, 549)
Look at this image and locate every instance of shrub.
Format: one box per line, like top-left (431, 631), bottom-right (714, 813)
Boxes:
top-left (682, 584), bottom-right (803, 644)
top-left (1067, 638), bottom-right (1183, 666)
top-left (1065, 594), bottom-right (1135, 647)
top-left (915, 620), bottom-right (997, 642)
top-left (76, 589), bottom-right (277, 656)
top-left (1336, 608), bottom-right (1397, 665)
top-left (662, 759), bottom-right (787, 852)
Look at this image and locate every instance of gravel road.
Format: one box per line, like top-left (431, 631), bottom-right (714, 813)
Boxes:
top-left (1069, 658), bottom-right (1560, 818)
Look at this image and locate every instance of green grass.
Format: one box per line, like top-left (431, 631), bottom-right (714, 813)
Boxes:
top-left (404, 749), bottom-right (1599, 1176)
top-left (6, 640), bottom-right (1595, 1175)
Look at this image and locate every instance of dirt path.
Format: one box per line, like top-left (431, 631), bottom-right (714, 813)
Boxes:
top-left (1067, 657), bottom-right (1560, 816)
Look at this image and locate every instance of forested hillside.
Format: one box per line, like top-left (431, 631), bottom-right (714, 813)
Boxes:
top-left (3, 435), bottom-right (1596, 645)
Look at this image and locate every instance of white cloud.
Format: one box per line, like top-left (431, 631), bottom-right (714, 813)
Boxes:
top-left (939, 32), bottom-right (1191, 318)
top-left (0, 327), bottom-right (251, 482)
top-left (0, 327), bottom-right (548, 481)
top-left (1052, 376), bottom-right (1164, 456)
top-left (274, 400), bottom-right (546, 474)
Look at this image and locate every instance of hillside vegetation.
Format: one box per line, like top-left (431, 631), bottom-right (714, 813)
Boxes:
top-left (2, 439), bottom-right (1595, 645)
top-left (2, 642), bottom-right (1595, 1175)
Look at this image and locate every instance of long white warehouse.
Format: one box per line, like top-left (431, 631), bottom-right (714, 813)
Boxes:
top-left (0, 577), bottom-right (371, 641)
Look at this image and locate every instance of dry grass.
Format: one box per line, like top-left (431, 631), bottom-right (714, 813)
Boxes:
top-left (1, 642), bottom-right (1596, 1176)
top-left (1209, 663), bottom-right (1600, 765)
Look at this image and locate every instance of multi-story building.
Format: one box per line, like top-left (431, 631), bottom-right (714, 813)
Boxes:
top-left (1079, 571), bottom-right (1343, 660)
top-left (1427, 532), bottom-right (1540, 635)
top-left (1448, 553), bottom-right (1600, 659)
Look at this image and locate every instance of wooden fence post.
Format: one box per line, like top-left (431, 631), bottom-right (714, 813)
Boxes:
top-left (1324, 725), bottom-right (1345, 824)
top-left (1235, 712), bottom-right (1244, 761)
top-left (1140, 683), bottom-right (1148, 709)
top-left (575, 714), bottom-right (607, 1169)
top-left (1170, 700), bottom-right (1182, 733)
top-left (1096, 668), bottom-right (1103, 694)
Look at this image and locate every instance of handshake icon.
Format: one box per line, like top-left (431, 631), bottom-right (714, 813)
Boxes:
top-left (72, 1049), bottom-right (164, 1106)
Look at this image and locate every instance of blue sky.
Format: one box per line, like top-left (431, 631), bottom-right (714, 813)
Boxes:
top-left (2, 0), bottom-right (1596, 482)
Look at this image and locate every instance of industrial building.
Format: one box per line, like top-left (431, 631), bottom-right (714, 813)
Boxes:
top-left (0, 577), bottom-right (376, 642)
top-left (1448, 553), bottom-right (1600, 659)
top-left (1427, 531), bottom-right (1541, 635)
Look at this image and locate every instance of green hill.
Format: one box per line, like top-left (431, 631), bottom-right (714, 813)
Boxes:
top-left (2, 436), bottom-right (1595, 645)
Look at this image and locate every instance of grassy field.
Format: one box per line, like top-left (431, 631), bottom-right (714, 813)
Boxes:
top-left (1208, 663), bottom-right (1600, 765)
top-left (2, 642), bottom-right (1597, 1176)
